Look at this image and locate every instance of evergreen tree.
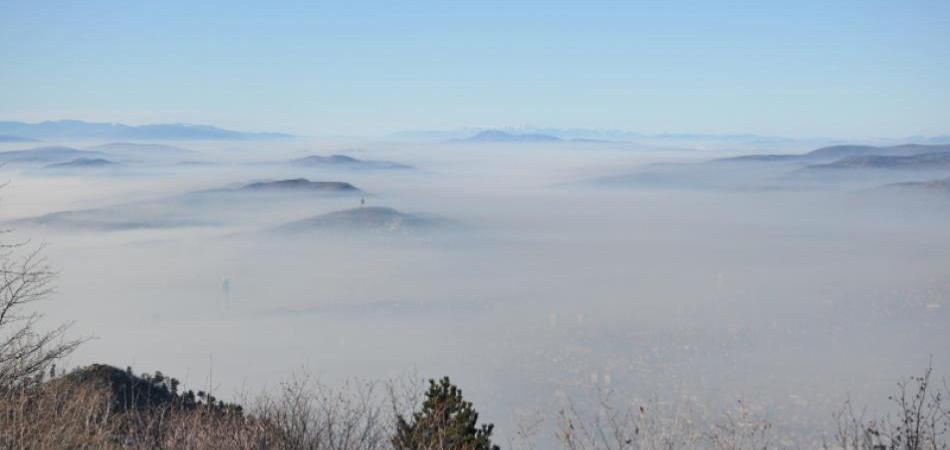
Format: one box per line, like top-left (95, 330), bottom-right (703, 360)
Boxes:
top-left (393, 377), bottom-right (500, 450)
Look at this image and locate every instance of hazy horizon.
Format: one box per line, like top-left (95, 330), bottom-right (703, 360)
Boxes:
top-left (2, 118), bottom-right (949, 145)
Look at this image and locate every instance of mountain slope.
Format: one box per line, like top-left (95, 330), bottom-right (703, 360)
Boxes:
top-left (14, 179), bottom-right (362, 231)
top-left (275, 207), bottom-right (442, 234)
top-left (45, 158), bottom-right (118, 168)
top-left (807, 152), bottom-right (950, 170)
top-left (0, 134), bottom-right (37, 142)
top-left (0, 146), bottom-right (107, 163)
top-left (808, 144), bottom-right (950, 159)
top-left (713, 143), bottom-right (950, 164)
top-left (14, 209), bottom-right (203, 231)
top-left (290, 154), bottom-right (412, 170)
top-left (882, 177), bottom-right (950, 192)
top-left (238, 179), bottom-right (361, 192)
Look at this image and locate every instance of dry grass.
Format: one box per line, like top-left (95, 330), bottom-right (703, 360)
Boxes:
top-left (827, 366), bottom-right (949, 450)
top-left (0, 367), bottom-right (403, 450)
top-left (0, 375), bottom-right (274, 449)
top-left (0, 365), bottom-right (946, 449)
top-left (553, 394), bottom-right (771, 450)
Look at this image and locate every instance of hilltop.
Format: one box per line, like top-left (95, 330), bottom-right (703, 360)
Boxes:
top-left (239, 178), bottom-right (361, 192)
top-left (45, 158), bottom-right (119, 168)
top-left (275, 206), bottom-right (442, 234)
top-left (290, 154), bottom-right (412, 170)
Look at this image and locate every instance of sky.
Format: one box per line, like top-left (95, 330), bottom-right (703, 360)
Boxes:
top-left (1, 0), bottom-right (948, 138)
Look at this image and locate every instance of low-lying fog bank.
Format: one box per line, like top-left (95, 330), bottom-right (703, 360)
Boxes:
top-left (1, 137), bottom-right (948, 444)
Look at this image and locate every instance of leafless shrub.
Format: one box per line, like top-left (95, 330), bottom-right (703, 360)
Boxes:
top-left (557, 391), bottom-right (704, 450)
top-left (707, 400), bottom-right (772, 450)
top-left (508, 410), bottom-right (544, 450)
top-left (0, 369), bottom-right (392, 449)
top-left (0, 368), bottom-right (277, 449)
top-left (0, 239), bottom-right (85, 389)
top-left (2, 361), bottom-right (948, 450)
top-left (555, 389), bottom-right (775, 450)
top-left (830, 366), bottom-right (949, 450)
top-left (252, 372), bottom-right (391, 450)
top-left (0, 377), bottom-right (118, 448)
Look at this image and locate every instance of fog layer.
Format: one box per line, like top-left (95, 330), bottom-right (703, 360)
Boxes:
top-left (1, 138), bottom-right (947, 443)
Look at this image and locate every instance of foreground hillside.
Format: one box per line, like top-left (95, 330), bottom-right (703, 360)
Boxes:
top-left (0, 364), bottom-right (499, 450)
top-left (0, 361), bottom-right (946, 449)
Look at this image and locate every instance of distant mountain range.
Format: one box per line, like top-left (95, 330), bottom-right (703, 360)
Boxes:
top-left (451, 129), bottom-right (861, 146)
top-left (393, 127), bottom-right (950, 150)
top-left (595, 142), bottom-right (950, 191)
top-left (806, 144), bottom-right (950, 159)
top-left (807, 152), bottom-right (950, 170)
top-left (456, 130), bottom-right (564, 143)
top-left (393, 127), bottom-right (805, 143)
top-left (713, 144), bottom-right (950, 165)
top-left (0, 120), bottom-right (291, 140)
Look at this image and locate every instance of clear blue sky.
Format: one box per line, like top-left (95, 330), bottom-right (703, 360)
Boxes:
top-left (1, 0), bottom-right (948, 138)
